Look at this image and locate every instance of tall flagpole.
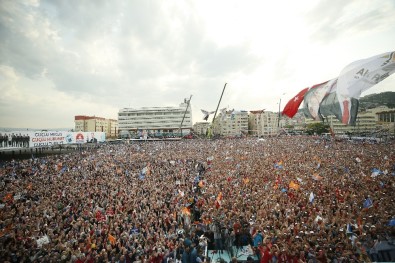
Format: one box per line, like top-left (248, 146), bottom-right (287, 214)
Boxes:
top-left (178, 95), bottom-right (192, 135)
top-left (211, 83), bottom-right (227, 136)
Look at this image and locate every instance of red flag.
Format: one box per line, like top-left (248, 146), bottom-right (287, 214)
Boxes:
top-left (215, 199), bottom-right (221, 209)
top-left (282, 87), bottom-right (309, 118)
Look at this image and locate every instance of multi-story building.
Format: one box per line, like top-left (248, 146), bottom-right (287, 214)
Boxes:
top-left (74, 116), bottom-right (118, 138)
top-left (249, 110), bottom-right (280, 136)
top-left (108, 119), bottom-right (118, 138)
top-left (212, 110), bottom-right (249, 136)
top-left (118, 98), bottom-right (192, 136)
top-left (377, 109), bottom-right (395, 137)
top-left (304, 106), bottom-right (395, 136)
top-left (193, 122), bottom-right (210, 136)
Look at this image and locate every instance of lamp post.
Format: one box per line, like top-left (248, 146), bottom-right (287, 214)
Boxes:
top-left (277, 93), bottom-right (286, 129)
top-left (278, 98), bottom-right (281, 128)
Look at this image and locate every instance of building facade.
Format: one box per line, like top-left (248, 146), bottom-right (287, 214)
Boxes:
top-left (118, 98), bottom-right (192, 137)
top-left (249, 111), bottom-right (281, 136)
top-left (212, 110), bottom-right (249, 136)
top-left (193, 122), bottom-right (210, 136)
top-left (74, 116), bottom-right (118, 138)
top-left (377, 109), bottom-right (395, 137)
top-left (304, 106), bottom-right (395, 136)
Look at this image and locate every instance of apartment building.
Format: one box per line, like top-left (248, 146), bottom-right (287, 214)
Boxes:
top-left (74, 115), bottom-right (118, 138)
top-left (249, 110), bottom-right (281, 136)
top-left (193, 122), bottom-right (210, 136)
top-left (304, 106), bottom-right (395, 135)
top-left (118, 98), bottom-right (192, 136)
top-left (212, 110), bottom-right (249, 136)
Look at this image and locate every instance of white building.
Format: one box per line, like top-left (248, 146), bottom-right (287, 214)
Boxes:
top-left (118, 98), bottom-right (192, 137)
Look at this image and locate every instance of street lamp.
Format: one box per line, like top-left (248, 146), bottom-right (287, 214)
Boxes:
top-left (278, 93), bottom-right (286, 128)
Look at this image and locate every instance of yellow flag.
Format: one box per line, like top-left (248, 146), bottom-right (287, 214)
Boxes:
top-left (289, 181), bottom-right (300, 190)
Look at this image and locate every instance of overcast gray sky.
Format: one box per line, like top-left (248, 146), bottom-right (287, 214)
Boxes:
top-left (1, 0), bottom-right (394, 129)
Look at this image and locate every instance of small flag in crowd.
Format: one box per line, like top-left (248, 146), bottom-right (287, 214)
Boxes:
top-left (60, 166), bottom-right (67, 174)
top-left (346, 223), bottom-right (353, 236)
top-left (198, 181), bottom-right (205, 188)
top-left (181, 207), bottom-right (191, 216)
top-left (296, 177), bottom-right (303, 183)
top-left (215, 192), bottom-right (223, 209)
top-left (3, 193), bottom-right (12, 202)
top-left (312, 173), bottom-right (323, 181)
top-left (309, 192), bottom-right (315, 203)
top-left (363, 197), bottom-right (373, 209)
top-left (274, 161), bottom-right (283, 169)
top-left (289, 181), bottom-right (300, 191)
top-left (108, 234), bottom-right (116, 245)
top-left (371, 168), bottom-right (382, 178)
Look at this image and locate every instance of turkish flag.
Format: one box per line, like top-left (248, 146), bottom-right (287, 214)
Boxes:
top-left (282, 87), bottom-right (309, 118)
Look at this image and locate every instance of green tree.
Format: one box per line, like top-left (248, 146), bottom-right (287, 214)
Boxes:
top-left (306, 122), bottom-right (330, 135)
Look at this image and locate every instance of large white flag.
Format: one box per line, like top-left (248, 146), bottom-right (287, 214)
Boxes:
top-left (336, 51), bottom-right (395, 124)
top-left (337, 51), bottom-right (395, 99)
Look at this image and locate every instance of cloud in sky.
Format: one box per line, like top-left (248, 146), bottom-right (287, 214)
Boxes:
top-left (0, 0), bottom-right (394, 129)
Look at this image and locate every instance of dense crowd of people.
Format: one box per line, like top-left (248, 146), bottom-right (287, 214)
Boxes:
top-left (0, 136), bottom-right (394, 263)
